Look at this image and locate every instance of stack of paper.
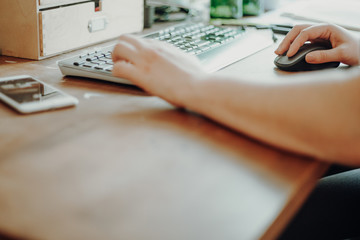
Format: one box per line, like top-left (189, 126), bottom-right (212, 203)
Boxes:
top-left (281, 0), bottom-right (360, 31)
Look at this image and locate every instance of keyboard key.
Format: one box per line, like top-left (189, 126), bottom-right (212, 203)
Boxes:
top-left (86, 56), bottom-right (98, 61)
top-left (73, 60), bottom-right (85, 66)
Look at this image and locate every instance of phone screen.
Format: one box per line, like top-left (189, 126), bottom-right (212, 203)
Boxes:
top-left (0, 76), bottom-right (78, 113)
top-left (0, 77), bottom-right (63, 104)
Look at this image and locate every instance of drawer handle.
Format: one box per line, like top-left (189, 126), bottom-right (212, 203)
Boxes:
top-left (88, 16), bottom-right (108, 33)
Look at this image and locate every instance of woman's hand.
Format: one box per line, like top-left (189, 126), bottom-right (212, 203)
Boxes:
top-left (112, 34), bottom-right (206, 107)
top-left (275, 23), bottom-right (359, 65)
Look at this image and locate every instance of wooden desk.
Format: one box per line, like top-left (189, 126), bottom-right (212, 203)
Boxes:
top-left (0, 24), bottom-right (329, 240)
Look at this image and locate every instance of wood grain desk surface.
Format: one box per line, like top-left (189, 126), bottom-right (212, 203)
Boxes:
top-left (0, 23), bottom-right (329, 240)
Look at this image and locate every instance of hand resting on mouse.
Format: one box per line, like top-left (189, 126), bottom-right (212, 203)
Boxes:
top-left (274, 42), bottom-right (341, 71)
top-left (275, 23), bottom-right (360, 66)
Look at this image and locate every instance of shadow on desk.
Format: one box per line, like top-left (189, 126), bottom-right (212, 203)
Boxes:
top-left (0, 234), bottom-right (19, 240)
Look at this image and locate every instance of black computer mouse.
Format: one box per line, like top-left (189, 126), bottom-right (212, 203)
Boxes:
top-left (274, 42), bottom-right (340, 71)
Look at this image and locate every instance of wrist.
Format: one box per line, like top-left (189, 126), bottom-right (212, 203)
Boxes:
top-left (176, 72), bottom-right (210, 110)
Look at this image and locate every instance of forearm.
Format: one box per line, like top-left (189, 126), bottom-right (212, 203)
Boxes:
top-left (182, 68), bottom-right (360, 165)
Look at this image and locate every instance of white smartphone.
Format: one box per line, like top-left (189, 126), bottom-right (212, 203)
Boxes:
top-left (0, 75), bottom-right (78, 114)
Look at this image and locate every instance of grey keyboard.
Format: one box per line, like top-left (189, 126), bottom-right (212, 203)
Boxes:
top-left (58, 23), bottom-right (274, 85)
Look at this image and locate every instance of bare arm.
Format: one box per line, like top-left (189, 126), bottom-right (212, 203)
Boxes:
top-left (112, 34), bottom-right (360, 166)
top-left (185, 69), bottom-right (360, 165)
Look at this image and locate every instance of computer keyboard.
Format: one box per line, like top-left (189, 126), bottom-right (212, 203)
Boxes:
top-left (58, 23), bottom-right (274, 85)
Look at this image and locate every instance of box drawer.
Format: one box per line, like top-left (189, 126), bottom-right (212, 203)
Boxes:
top-left (39, 0), bottom-right (143, 57)
top-left (38, 0), bottom-right (89, 8)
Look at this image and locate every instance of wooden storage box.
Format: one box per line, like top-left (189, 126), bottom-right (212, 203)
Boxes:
top-left (0, 0), bottom-right (144, 60)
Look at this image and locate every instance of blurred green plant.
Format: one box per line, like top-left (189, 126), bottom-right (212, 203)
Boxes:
top-left (243, 0), bottom-right (264, 15)
top-left (210, 0), bottom-right (243, 19)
